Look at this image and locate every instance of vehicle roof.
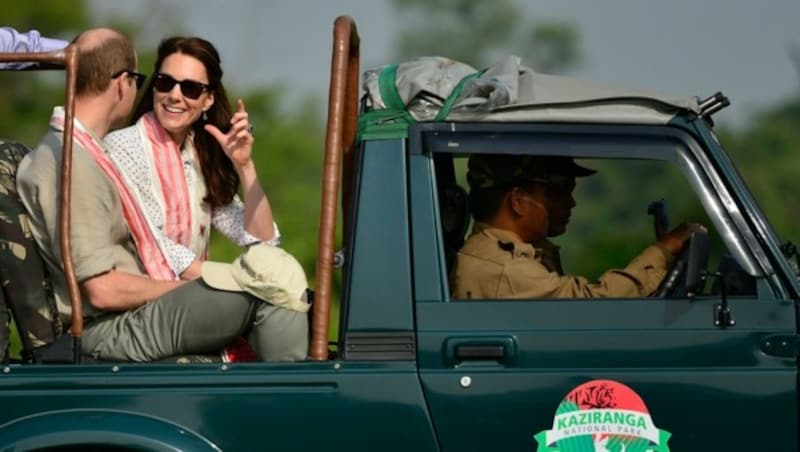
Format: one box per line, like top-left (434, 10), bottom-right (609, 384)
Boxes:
top-left (363, 56), bottom-right (701, 126)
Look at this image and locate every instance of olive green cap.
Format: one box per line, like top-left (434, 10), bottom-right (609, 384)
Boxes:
top-left (467, 154), bottom-right (595, 190)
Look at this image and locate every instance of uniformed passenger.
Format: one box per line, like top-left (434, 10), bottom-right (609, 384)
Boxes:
top-left (451, 154), bottom-right (700, 299)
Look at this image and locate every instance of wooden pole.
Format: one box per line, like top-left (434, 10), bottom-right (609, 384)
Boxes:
top-left (310, 17), bottom-right (360, 361)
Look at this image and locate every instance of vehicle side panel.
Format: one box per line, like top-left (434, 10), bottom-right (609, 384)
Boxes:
top-left (0, 361), bottom-right (438, 451)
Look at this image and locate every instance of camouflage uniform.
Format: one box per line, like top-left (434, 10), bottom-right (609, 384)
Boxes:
top-left (0, 140), bottom-right (62, 361)
top-left (451, 154), bottom-right (671, 300)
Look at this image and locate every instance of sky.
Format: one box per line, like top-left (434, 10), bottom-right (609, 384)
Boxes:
top-left (91, 0), bottom-right (800, 128)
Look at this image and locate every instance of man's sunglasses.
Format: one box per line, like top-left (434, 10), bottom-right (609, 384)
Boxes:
top-left (112, 70), bottom-right (147, 89)
top-left (153, 73), bottom-right (211, 100)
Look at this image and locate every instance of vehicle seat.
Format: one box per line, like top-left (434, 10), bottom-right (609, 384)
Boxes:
top-left (439, 183), bottom-right (470, 274)
top-left (0, 140), bottom-right (63, 362)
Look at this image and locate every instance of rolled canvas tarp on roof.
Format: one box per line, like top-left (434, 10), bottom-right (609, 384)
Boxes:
top-left (362, 55), bottom-right (701, 127)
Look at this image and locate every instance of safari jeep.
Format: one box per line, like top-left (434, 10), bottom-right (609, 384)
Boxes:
top-left (0, 16), bottom-right (796, 452)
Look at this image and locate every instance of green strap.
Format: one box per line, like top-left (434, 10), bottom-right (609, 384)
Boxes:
top-left (355, 64), bottom-right (415, 141)
top-left (378, 64), bottom-right (406, 111)
top-left (434, 70), bottom-right (485, 121)
top-left (357, 109), bottom-right (415, 141)
top-left (357, 65), bottom-right (485, 141)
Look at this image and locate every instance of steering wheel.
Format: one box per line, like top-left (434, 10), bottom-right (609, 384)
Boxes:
top-left (654, 229), bottom-right (709, 298)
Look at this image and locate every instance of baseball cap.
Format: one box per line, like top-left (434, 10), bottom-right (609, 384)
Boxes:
top-left (467, 154), bottom-right (595, 190)
top-left (201, 244), bottom-right (310, 313)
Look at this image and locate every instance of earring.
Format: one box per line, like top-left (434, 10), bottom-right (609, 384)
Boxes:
top-left (202, 110), bottom-right (208, 121)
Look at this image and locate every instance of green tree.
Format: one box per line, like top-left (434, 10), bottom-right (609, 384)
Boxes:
top-left (716, 95), bottom-right (800, 243)
top-left (391, 0), bottom-right (581, 72)
top-left (2, 1), bottom-right (89, 36)
top-left (0, 2), bottom-right (90, 145)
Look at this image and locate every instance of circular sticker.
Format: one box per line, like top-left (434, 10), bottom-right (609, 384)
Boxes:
top-left (534, 380), bottom-right (671, 451)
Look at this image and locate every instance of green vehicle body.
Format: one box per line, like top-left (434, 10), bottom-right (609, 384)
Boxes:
top-left (0, 20), bottom-right (797, 452)
top-left (0, 112), bottom-right (797, 451)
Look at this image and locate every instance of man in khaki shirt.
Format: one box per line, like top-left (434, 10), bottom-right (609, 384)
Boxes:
top-left (452, 154), bottom-right (699, 299)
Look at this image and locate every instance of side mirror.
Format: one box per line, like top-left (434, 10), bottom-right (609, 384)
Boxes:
top-left (685, 230), bottom-right (710, 296)
top-left (687, 232), bottom-right (736, 328)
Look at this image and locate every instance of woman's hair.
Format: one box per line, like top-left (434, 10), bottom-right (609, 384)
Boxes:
top-left (133, 36), bottom-right (238, 208)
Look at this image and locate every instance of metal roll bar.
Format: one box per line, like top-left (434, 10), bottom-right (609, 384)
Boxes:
top-left (0, 46), bottom-right (83, 362)
top-left (311, 16), bottom-right (360, 361)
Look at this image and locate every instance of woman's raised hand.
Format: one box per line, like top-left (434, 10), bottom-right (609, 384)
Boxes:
top-left (204, 98), bottom-right (254, 168)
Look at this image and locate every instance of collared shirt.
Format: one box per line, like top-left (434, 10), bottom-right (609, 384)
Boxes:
top-left (18, 123), bottom-right (144, 322)
top-left (451, 222), bottom-right (672, 300)
top-left (0, 27), bottom-right (68, 69)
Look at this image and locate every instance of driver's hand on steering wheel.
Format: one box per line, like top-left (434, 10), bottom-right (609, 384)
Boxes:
top-left (659, 223), bottom-right (706, 255)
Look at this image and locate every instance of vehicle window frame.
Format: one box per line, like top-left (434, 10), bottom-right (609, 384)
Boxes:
top-left (408, 121), bottom-right (777, 302)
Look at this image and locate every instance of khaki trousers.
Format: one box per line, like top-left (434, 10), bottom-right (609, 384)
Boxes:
top-left (81, 280), bottom-right (308, 362)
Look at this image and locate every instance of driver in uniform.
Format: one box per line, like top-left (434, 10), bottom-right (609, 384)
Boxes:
top-left (451, 154), bottom-right (702, 300)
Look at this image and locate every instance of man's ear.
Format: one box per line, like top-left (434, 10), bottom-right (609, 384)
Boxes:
top-left (508, 187), bottom-right (527, 216)
top-left (113, 76), bottom-right (126, 100)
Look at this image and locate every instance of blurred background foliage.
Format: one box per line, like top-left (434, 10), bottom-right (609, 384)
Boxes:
top-left (391, 0), bottom-right (581, 72)
top-left (1, 0), bottom-right (798, 353)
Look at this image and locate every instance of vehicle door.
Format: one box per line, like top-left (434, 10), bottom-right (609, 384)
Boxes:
top-left (409, 123), bottom-right (798, 452)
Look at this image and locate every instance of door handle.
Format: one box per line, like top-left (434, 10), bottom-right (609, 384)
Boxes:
top-left (455, 344), bottom-right (505, 361)
top-left (445, 336), bottom-right (517, 367)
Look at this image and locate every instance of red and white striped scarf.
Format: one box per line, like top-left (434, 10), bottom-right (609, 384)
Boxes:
top-left (49, 107), bottom-right (175, 280)
top-left (138, 112), bottom-right (193, 249)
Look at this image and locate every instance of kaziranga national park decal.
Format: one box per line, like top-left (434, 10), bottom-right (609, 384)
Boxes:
top-left (534, 380), bottom-right (671, 451)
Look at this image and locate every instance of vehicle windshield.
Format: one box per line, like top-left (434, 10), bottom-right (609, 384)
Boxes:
top-left (754, 199), bottom-right (799, 281)
top-left (731, 162), bottom-right (800, 276)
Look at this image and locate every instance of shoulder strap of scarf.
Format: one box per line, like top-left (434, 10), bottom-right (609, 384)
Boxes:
top-left (50, 108), bottom-right (175, 280)
top-left (137, 113), bottom-right (192, 248)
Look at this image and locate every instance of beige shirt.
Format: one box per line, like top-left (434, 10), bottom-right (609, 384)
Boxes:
top-left (17, 128), bottom-right (144, 322)
top-left (452, 222), bottom-right (672, 300)
top-left (535, 238), bottom-right (564, 274)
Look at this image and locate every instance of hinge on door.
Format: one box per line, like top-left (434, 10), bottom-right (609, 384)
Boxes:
top-left (707, 271), bottom-right (735, 328)
top-left (713, 303), bottom-right (735, 328)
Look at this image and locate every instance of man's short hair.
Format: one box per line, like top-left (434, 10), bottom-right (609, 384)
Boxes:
top-left (469, 186), bottom-right (509, 222)
top-left (467, 154), bottom-right (595, 221)
top-left (72, 29), bottom-right (136, 96)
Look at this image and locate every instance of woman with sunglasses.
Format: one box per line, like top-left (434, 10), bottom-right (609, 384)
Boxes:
top-left (104, 36), bottom-right (278, 282)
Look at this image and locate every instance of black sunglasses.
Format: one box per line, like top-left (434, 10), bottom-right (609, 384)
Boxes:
top-left (153, 73), bottom-right (211, 100)
top-left (112, 70), bottom-right (147, 89)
